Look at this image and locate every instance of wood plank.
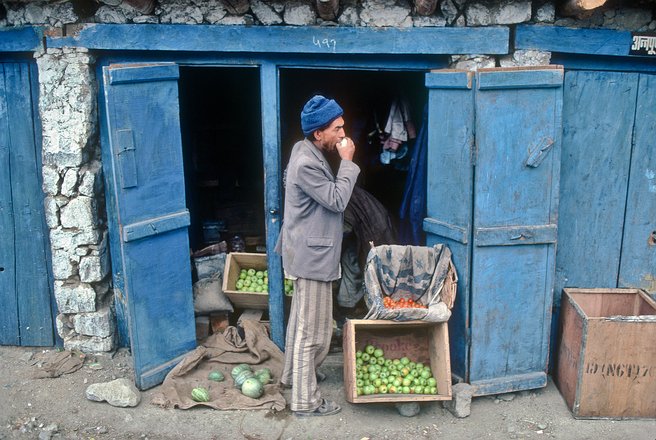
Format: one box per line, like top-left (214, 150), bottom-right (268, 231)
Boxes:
top-left (515, 25), bottom-right (635, 57)
top-left (237, 309), bottom-right (264, 325)
top-left (555, 71), bottom-right (638, 304)
top-left (618, 73), bottom-right (656, 296)
top-left (0, 63), bottom-right (20, 345)
top-left (554, 291), bottom-right (585, 413)
top-left (47, 24), bottom-right (510, 55)
top-left (0, 27), bottom-right (43, 52)
top-left (6, 62), bottom-right (54, 346)
top-left (260, 62), bottom-right (285, 350)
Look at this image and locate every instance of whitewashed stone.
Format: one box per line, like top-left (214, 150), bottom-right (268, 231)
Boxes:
top-left (450, 54), bottom-right (496, 70)
top-left (100, 0), bottom-right (123, 6)
top-left (52, 249), bottom-right (77, 280)
top-left (55, 281), bottom-right (96, 313)
top-left (535, 2), bottom-right (555, 23)
top-left (284, 1), bottom-right (316, 25)
top-left (79, 249), bottom-right (110, 283)
top-left (361, 0), bottom-right (413, 27)
top-left (61, 169), bottom-right (79, 197)
top-left (467, 0), bottom-right (531, 26)
top-left (65, 334), bottom-right (115, 352)
top-left (95, 5), bottom-right (130, 23)
top-left (338, 1), bottom-right (359, 26)
top-left (41, 165), bottom-right (61, 196)
top-left (76, 247), bottom-right (90, 257)
top-left (133, 15), bottom-right (160, 23)
top-left (78, 167), bottom-right (101, 197)
top-left (50, 228), bottom-right (100, 250)
top-left (251, 0), bottom-right (282, 25)
top-left (413, 15), bottom-right (447, 26)
top-left (44, 196), bottom-right (60, 229)
top-left (219, 13), bottom-right (255, 25)
top-left (158, 0), bottom-right (204, 24)
top-left (86, 378), bottom-right (141, 407)
top-left (55, 314), bottom-right (75, 339)
top-left (60, 196), bottom-right (97, 229)
top-left (500, 49), bottom-right (551, 67)
top-left (73, 306), bottom-right (115, 338)
top-left (441, 0), bottom-right (459, 25)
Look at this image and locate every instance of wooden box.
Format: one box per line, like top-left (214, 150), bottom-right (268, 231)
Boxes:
top-left (555, 288), bottom-right (656, 419)
top-left (222, 252), bottom-right (269, 310)
top-left (343, 319), bottom-right (452, 404)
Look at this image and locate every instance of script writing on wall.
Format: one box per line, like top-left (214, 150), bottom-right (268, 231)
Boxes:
top-left (630, 32), bottom-right (656, 56)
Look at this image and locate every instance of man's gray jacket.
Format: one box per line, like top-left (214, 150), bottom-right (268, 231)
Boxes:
top-left (276, 139), bottom-right (360, 281)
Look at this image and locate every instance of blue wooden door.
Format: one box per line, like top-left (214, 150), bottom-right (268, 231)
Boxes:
top-left (102, 63), bottom-right (196, 390)
top-left (619, 74), bottom-right (656, 295)
top-left (425, 67), bottom-right (563, 395)
top-left (424, 70), bottom-right (475, 381)
top-left (0, 61), bottom-right (55, 346)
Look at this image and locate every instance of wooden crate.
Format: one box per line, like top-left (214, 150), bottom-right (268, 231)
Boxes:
top-left (555, 288), bottom-right (656, 419)
top-left (343, 319), bottom-right (452, 404)
top-left (222, 252), bottom-right (269, 310)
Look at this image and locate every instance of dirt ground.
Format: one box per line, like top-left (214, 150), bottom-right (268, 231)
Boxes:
top-left (0, 345), bottom-right (654, 440)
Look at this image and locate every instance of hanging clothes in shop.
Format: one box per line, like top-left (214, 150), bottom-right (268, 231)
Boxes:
top-left (378, 97), bottom-right (416, 169)
top-left (398, 104), bottom-right (428, 246)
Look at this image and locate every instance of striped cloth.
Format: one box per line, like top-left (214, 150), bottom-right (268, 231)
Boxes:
top-left (281, 278), bottom-right (333, 412)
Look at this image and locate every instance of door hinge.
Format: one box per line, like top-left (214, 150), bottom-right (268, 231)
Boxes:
top-left (465, 327), bottom-right (472, 347)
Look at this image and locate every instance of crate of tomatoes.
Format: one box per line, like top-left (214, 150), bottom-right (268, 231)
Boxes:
top-left (363, 244), bottom-right (457, 323)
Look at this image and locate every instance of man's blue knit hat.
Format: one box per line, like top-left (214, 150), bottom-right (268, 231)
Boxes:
top-left (301, 95), bottom-right (344, 137)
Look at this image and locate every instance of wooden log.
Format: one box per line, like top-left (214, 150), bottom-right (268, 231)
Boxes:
top-left (561, 0), bottom-right (608, 18)
top-left (316, 0), bottom-right (339, 21)
top-left (414, 0), bottom-right (438, 16)
top-left (221, 0), bottom-right (250, 15)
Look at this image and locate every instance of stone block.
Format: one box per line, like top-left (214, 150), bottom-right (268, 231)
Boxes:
top-left (54, 281), bottom-right (96, 313)
top-left (60, 196), bottom-right (97, 229)
top-left (50, 227), bottom-right (100, 250)
top-left (79, 249), bottom-right (110, 283)
top-left (51, 249), bottom-right (78, 280)
top-left (444, 382), bottom-right (473, 418)
top-left (64, 333), bottom-right (115, 352)
top-left (44, 196), bottom-right (60, 229)
top-left (61, 168), bottom-right (79, 197)
top-left (72, 306), bottom-right (115, 338)
top-left (41, 165), bottom-right (61, 196)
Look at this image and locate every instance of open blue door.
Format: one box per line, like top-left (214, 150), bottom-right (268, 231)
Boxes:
top-left (102, 63), bottom-right (196, 390)
top-left (425, 67), bottom-right (563, 395)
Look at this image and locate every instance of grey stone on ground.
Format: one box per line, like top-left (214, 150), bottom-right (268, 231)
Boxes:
top-left (86, 378), bottom-right (141, 407)
top-left (444, 382), bottom-right (473, 418)
top-left (395, 401), bottom-right (421, 417)
top-left (497, 392), bottom-right (516, 401)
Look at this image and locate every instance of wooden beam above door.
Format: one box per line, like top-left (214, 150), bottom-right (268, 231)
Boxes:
top-left (0, 27), bottom-right (43, 52)
top-left (47, 24), bottom-right (510, 55)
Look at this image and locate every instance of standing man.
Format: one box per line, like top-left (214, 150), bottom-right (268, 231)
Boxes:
top-left (277, 95), bottom-right (360, 416)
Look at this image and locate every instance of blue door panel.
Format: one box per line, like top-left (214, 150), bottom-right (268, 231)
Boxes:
top-left (0, 62), bottom-right (54, 346)
top-left (468, 68), bottom-right (562, 394)
top-left (103, 62), bottom-right (196, 390)
top-left (426, 67), bottom-right (562, 394)
top-left (0, 63), bottom-right (19, 345)
top-left (619, 73), bottom-right (656, 295)
top-left (424, 70), bottom-right (474, 380)
top-left (555, 71), bottom-right (638, 302)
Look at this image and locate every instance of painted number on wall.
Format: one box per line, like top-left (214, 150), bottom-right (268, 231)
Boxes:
top-left (313, 36), bottom-right (337, 53)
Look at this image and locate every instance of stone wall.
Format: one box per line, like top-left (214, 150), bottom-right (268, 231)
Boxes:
top-left (35, 47), bottom-right (114, 351)
top-left (1, 0), bottom-right (653, 351)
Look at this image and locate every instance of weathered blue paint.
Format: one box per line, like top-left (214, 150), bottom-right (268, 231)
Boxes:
top-left (0, 61), bottom-right (55, 346)
top-left (97, 60), bottom-right (129, 347)
top-left (555, 71), bottom-right (638, 304)
top-left (551, 54), bottom-right (656, 74)
top-left (426, 67), bottom-right (563, 395)
top-left (469, 67), bottom-right (562, 395)
top-left (260, 62), bottom-right (285, 350)
top-left (515, 25), bottom-right (642, 58)
top-left (0, 27), bottom-right (43, 52)
top-left (619, 74), bottom-right (656, 295)
top-left (102, 62), bottom-right (196, 389)
top-left (48, 24), bottom-right (510, 55)
top-left (424, 70), bottom-right (475, 382)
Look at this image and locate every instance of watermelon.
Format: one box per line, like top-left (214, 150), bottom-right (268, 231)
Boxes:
top-left (234, 369), bottom-right (254, 388)
top-left (231, 363), bottom-right (251, 379)
top-left (241, 377), bottom-right (264, 399)
top-left (191, 387), bottom-right (210, 402)
top-left (208, 370), bottom-right (225, 382)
